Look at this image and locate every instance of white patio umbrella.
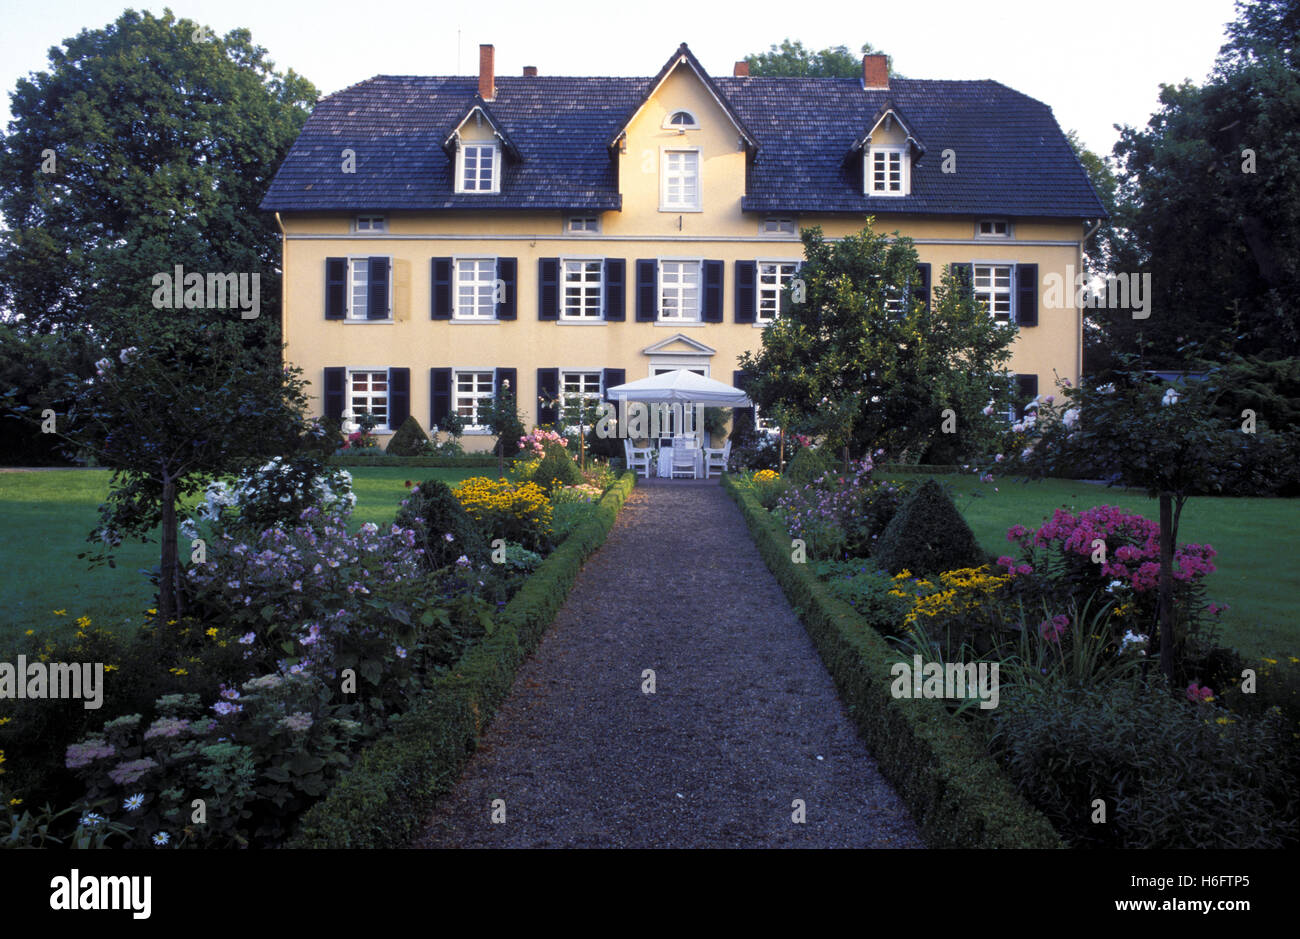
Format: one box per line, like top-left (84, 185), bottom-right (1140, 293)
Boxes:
top-left (604, 369), bottom-right (753, 407)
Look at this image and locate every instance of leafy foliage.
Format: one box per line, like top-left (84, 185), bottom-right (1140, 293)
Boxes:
top-left (744, 38), bottom-right (899, 77)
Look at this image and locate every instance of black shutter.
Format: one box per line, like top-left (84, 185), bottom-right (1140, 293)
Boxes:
top-left (538, 258), bottom-right (559, 320)
top-left (635, 259), bottom-right (657, 321)
top-left (734, 261), bottom-right (756, 323)
top-left (603, 258), bottom-right (625, 321)
top-left (1016, 374), bottom-right (1039, 417)
top-left (702, 260), bottom-right (724, 322)
top-left (387, 368), bottom-right (410, 427)
top-left (1015, 263), bottom-right (1038, 326)
top-left (325, 258), bottom-right (347, 319)
top-left (732, 369), bottom-right (755, 428)
top-left (496, 257), bottom-right (517, 320)
top-left (431, 258), bottom-right (452, 319)
top-left (430, 368), bottom-right (452, 428)
top-left (537, 368), bottom-right (559, 425)
top-left (916, 262), bottom-right (932, 313)
top-left (323, 367), bottom-right (346, 420)
top-left (494, 367), bottom-right (517, 400)
top-left (950, 262), bottom-right (972, 292)
top-left (602, 368), bottom-right (625, 403)
top-left (367, 257), bottom-right (390, 319)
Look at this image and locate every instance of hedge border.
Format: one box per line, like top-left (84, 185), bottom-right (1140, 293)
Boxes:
top-left (329, 453), bottom-right (500, 468)
top-left (721, 474), bottom-right (1063, 849)
top-left (289, 471), bottom-right (637, 848)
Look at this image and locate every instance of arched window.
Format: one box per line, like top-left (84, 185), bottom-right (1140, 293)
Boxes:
top-left (664, 109), bottom-right (699, 129)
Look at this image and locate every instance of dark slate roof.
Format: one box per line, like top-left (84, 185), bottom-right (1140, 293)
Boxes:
top-left (261, 56), bottom-right (1106, 218)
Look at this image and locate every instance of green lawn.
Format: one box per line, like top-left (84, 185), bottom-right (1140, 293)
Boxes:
top-left (890, 473), bottom-right (1299, 662)
top-left (0, 467), bottom-right (485, 645)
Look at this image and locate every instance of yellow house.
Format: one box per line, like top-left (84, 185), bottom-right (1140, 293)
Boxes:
top-left (261, 43), bottom-right (1106, 451)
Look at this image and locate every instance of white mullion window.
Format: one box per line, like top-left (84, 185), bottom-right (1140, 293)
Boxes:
top-left (454, 370), bottom-right (495, 431)
top-left (867, 146), bottom-right (908, 196)
top-left (355, 216), bottom-right (386, 232)
top-left (661, 149), bottom-right (700, 211)
top-left (974, 264), bottom-right (1013, 323)
top-left (559, 370), bottom-right (602, 428)
top-left (348, 258), bottom-right (370, 320)
top-left (658, 260), bottom-right (701, 321)
top-left (757, 261), bottom-right (799, 323)
top-left (348, 369), bottom-right (389, 430)
top-left (457, 143), bottom-right (499, 193)
top-left (561, 260), bottom-right (603, 320)
top-left (454, 258), bottom-right (497, 320)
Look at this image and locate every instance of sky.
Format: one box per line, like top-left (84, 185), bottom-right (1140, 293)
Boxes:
top-left (0, 0), bottom-right (1242, 158)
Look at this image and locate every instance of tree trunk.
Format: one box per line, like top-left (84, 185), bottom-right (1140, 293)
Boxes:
top-left (779, 427), bottom-right (785, 473)
top-left (842, 444), bottom-right (850, 474)
top-left (159, 474), bottom-right (178, 623)
top-left (1157, 491), bottom-right (1176, 682)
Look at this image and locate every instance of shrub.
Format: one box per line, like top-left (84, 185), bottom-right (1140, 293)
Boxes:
top-left (532, 445), bottom-right (584, 493)
top-left (751, 469), bottom-right (786, 509)
top-left (872, 479), bottom-right (983, 575)
top-left (385, 415), bottom-right (432, 457)
top-left (990, 676), bottom-right (1299, 848)
top-left (183, 458), bottom-right (355, 537)
top-left (393, 478), bottom-right (489, 571)
top-left (451, 477), bottom-right (553, 552)
top-left (784, 446), bottom-right (832, 486)
top-left (813, 560), bottom-right (909, 625)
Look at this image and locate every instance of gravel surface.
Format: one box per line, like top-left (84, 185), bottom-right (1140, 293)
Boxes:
top-left (415, 480), bottom-right (924, 848)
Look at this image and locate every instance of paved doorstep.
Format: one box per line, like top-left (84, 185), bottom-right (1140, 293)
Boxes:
top-left (415, 482), bottom-right (924, 848)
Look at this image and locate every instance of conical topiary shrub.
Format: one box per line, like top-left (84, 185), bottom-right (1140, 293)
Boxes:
top-left (393, 478), bottom-right (488, 571)
top-left (872, 478), bottom-right (983, 575)
top-left (385, 415), bottom-right (431, 456)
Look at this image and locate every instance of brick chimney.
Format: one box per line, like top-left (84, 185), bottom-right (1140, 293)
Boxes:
top-left (862, 54), bottom-right (889, 90)
top-left (523, 65), bottom-right (537, 76)
top-left (478, 44), bottom-right (495, 100)
top-left (733, 60), bottom-right (749, 77)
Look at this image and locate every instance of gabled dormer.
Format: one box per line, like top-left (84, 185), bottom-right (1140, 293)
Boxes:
top-left (442, 96), bottom-right (521, 195)
top-left (847, 105), bottom-right (925, 197)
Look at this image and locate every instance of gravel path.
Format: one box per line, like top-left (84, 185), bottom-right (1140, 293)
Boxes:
top-left (415, 480), bottom-right (923, 848)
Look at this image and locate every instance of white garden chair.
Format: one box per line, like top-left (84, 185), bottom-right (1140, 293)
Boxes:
top-left (671, 436), bottom-right (698, 479)
top-left (623, 438), bottom-right (652, 479)
top-left (703, 440), bottom-right (731, 479)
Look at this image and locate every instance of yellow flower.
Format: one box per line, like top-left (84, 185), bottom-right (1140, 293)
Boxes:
top-left (75, 616), bottom-right (91, 628)
top-left (1289, 656), bottom-right (1299, 664)
top-left (205, 627), bottom-right (219, 638)
top-left (146, 609), bottom-right (158, 615)
top-left (8, 798), bottom-right (21, 806)
top-left (167, 620), bottom-right (178, 626)
top-left (24, 630), bottom-right (33, 637)
top-left (0, 717), bottom-right (10, 726)
top-left (1263, 657), bottom-right (1278, 665)
top-left (51, 609), bottom-right (67, 616)
top-left (169, 667), bottom-right (188, 676)
top-left (1215, 716), bottom-right (1235, 725)
top-left (104, 665), bottom-right (118, 673)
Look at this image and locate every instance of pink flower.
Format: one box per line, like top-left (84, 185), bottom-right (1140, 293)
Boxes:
top-left (1039, 614), bottom-right (1069, 642)
top-left (1186, 682), bottom-right (1214, 703)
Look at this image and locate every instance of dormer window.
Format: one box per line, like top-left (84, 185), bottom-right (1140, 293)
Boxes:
top-left (567, 215), bottom-right (600, 234)
top-left (664, 109), bottom-right (700, 130)
top-left (457, 143), bottom-right (500, 193)
top-left (761, 216), bottom-right (796, 235)
top-left (867, 146), bottom-right (909, 196)
top-left (355, 215), bottom-right (386, 232)
top-left (977, 219), bottom-right (1012, 238)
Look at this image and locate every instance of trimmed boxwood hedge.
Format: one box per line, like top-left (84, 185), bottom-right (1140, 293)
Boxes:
top-left (288, 471), bottom-right (636, 848)
top-left (329, 453), bottom-right (500, 468)
top-left (722, 474), bottom-right (1063, 849)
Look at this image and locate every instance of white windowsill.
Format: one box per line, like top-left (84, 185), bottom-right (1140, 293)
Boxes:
top-left (557, 319), bottom-right (608, 325)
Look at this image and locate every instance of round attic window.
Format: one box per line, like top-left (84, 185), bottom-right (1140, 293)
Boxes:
top-left (665, 110), bottom-right (699, 129)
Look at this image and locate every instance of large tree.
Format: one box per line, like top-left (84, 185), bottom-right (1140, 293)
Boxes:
top-left (745, 39), bottom-right (899, 78)
top-left (739, 221), bottom-right (1015, 464)
top-left (1097, 0), bottom-right (1300, 366)
top-left (0, 8), bottom-right (316, 346)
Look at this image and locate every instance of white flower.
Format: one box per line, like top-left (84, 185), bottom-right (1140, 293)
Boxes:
top-left (79, 812), bottom-right (106, 828)
top-left (118, 346), bottom-right (138, 364)
top-left (1161, 387), bottom-right (1180, 406)
top-left (1097, 382), bottom-right (1116, 395)
top-left (94, 357), bottom-right (112, 372)
top-left (455, 555), bottom-right (470, 567)
top-left (123, 793), bottom-right (145, 812)
top-left (982, 405), bottom-right (995, 416)
top-left (443, 533), bottom-right (455, 542)
top-left (1105, 580), bottom-right (1123, 593)
top-left (151, 831), bottom-right (170, 846)
top-left (1062, 408), bottom-right (1080, 429)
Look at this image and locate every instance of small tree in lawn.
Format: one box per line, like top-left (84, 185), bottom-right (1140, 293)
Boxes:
top-left (3, 321), bottom-right (311, 622)
top-left (1004, 352), bottom-right (1285, 680)
top-left (481, 378), bottom-right (525, 479)
top-left (739, 220), bottom-right (1015, 470)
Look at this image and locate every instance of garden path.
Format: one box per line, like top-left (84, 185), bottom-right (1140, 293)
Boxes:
top-left (416, 480), bottom-right (923, 848)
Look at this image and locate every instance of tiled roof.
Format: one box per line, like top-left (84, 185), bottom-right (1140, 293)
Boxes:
top-left (261, 52), bottom-right (1106, 219)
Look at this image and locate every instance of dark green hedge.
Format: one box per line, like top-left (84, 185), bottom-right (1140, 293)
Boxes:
top-left (329, 453), bottom-right (500, 468)
top-left (721, 474), bottom-right (1063, 849)
top-left (288, 472), bottom-right (636, 848)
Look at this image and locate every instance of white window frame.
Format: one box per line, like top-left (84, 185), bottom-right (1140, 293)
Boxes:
top-left (453, 368), bottom-right (496, 433)
top-left (354, 215), bottom-right (386, 233)
top-left (455, 142), bottom-right (500, 194)
top-left (660, 147), bottom-right (702, 212)
top-left (452, 256), bottom-right (498, 321)
top-left (343, 255), bottom-right (392, 322)
top-left (756, 259), bottom-right (800, 325)
top-left (346, 368), bottom-right (391, 433)
top-left (760, 216), bottom-right (796, 235)
top-left (559, 258), bottom-right (604, 321)
top-left (566, 215), bottom-right (601, 234)
top-left (973, 262), bottom-right (1014, 324)
top-left (657, 258), bottom-right (703, 322)
top-left (663, 109), bottom-right (700, 130)
top-left (977, 219), bottom-right (1012, 239)
top-left (866, 145), bottom-right (909, 196)
top-left (558, 369), bottom-right (603, 430)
